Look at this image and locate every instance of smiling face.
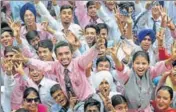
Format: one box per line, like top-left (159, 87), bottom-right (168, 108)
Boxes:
top-left (24, 91), bottom-right (39, 112)
top-left (156, 89), bottom-right (172, 111)
top-left (99, 79), bottom-right (110, 97)
top-left (56, 46), bottom-right (72, 67)
top-left (133, 56), bottom-right (149, 77)
top-left (29, 68), bottom-right (43, 84)
top-left (29, 37), bottom-right (40, 50)
top-left (97, 61), bottom-right (110, 72)
top-left (60, 8), bottom-right (73, 25)
top-left (85, 27), bottom-right (97, 46)
top-left (38, 47), bottom-right (53, 61)
top-left (52, 90), bottom-right (67, 107)
top-left (88, 4), bottom-right (97, 18)
top-left (1, 31), bottom-right (13, 47)
top-left (24, 10), bottom-right (35, 26)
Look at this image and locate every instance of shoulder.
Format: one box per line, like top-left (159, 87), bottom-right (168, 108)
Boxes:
top-left (38, 104), bottom-right (48, 112)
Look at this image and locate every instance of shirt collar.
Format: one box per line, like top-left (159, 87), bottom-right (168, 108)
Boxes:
top-left (39, 77), bottom-right (46, 87)
top-left (22, 23), bottom-right (42, 35)
top-left (60, 61), bottom-right (73, 75)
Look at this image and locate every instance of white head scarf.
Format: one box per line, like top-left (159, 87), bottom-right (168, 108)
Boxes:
top-left (92, 71), bottom-right (113, 91)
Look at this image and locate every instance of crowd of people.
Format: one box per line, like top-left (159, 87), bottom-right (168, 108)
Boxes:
top-left (1, 0), bottom-right (176, 112)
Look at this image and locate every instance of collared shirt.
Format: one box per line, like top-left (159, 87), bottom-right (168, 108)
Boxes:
top-left (35, 1), bottom-right (83, 40)
top-left (36, 77), bottom-right (57, 112)
top-left (1, 74), bottom-right (15, 112)
top-left (20, 23), bottom-right (53, 40)
top-left (28, 46), bottom-right (99, 101)
top-left (51, 101), bottom-right (84, 112)
top-left (97, 3), bottom-right (121, 42)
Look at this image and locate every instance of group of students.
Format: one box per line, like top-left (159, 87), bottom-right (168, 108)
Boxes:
top-left (1, 0), bottom-right (176, 112)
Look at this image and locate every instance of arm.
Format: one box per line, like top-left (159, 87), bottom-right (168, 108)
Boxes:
top-left (34, 1), bottom-right (60, 30)
top-left (150, 61), bottom-right (172, 79)
top-left (78, 46), bottom-right (99, 70)
top-left (27, 58), bottom-right (56, 74)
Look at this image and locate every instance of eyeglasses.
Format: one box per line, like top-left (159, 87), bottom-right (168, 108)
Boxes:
top-left (25, 97), bottom-right (39, 103)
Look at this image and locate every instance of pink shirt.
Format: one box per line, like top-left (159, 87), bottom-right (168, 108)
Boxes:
top-left (11, 73), bottom-right (37, 110)
top-left (28, 46), bottom-right (99, 101)
top-left (20, 23), bottom-right (53, 40)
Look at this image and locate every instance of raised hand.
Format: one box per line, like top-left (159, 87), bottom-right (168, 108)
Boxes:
top-left (158, 6), bottom-right (167, 18)
top-left (14, 61), bottom-right (25, 75)
top-left (106, 42), bottom-right (121, 57)
top-left (7, 17), bottom-right (22, 44)
top-left (167, 17), bottom-right (175, 31)
top-left (11, 49), bottom-right (29, 64)
top-left (2, 58), bottom-right (13, 75)
top-left (95, 1), bottom-right (101, 10)
top-left (156, 28), bottom-right (165, 48)
top-left (95, 37), bottom-right (106, 50)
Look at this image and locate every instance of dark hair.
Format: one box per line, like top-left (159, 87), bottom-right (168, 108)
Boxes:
top-left (132, 51), bottom-right (150, 63)
top-left (84, 98), bottom-right (101, 111)
top-left (49, 8), bottom-right (56, 17)
top-left (60, 5), bottom-right (73, 13)
top-left (111, 95), bottom-right (127, 107)
top-left (26, 30), bottom-right (39, 44)
top-left (23, 87), bottom-right (41, 103)
top-left (54, 41), bottom-right (73, 56)
top-left (16, 108), bottom-right (29, 112)
top-left (4, 46), bottom-right (20, 56)
top-left (86, 1), bottom-right (95, 9)
top-left (50, 84), bottom-right (62, 96)
top-left (97, 23), bottom-right (109, 33)
top-left (96, 56), bottom-right (111, 68)
top-left (157, 86), bottom-right (174, 100)
top-left (38, 39), bottom-right (53, 52)
top-left (1, 21), bottom-right (13, 36)
top-left (118, 2), bottom-right (135, 13)
top-left (85, 24), bottom-right (99, 35)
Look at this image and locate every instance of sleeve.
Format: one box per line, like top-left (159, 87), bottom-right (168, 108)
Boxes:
top-left (19, 38), bottom-right (39, 59)
top-left (116, 64), bottom-right (130, 85)
top-left (158, 47), bottom-right (171, 61)
top-left (4, 74), bottom-right (16, 96)
top-left (150, 61), bottom-right (172, 79)
top-left (35, 1), bottom-right (60, 30)
top-left (28, 58), bottom-right (57, 74)
top-left (77, 46), bottom-right (99, 70)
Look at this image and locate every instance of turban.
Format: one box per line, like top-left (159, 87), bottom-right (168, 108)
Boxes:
top-left (92, 71), bottom-right (113, 91)
top-left (20, 3), bottom-right (36, 22)
top-left (138, 29), bottom-right (156, 44)
top-left (1, 21), bottom-right (12, 34)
